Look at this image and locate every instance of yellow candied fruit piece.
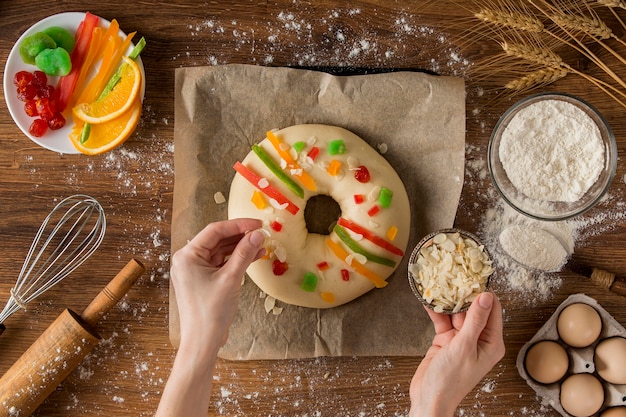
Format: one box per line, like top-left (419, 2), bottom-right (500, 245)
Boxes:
top-left (327, 160), bottom-right (342, 176)
top-left (320, 292), bottom-right (335, 303)
top-left (251, 190), bottom-right (267, 209)
top-left (387, 226), bottom-right (398, 241)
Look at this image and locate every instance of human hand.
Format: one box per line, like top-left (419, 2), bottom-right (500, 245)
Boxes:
top-left (409, 292), bottom-right (505, 417)
top-left (170, 218), bottom-right (266, 355)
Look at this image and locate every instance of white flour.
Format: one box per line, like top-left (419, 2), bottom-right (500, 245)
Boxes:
top-left (499, 225), bottom-right (569, 272)
top-left (499, 99), bottom-right (605, 202)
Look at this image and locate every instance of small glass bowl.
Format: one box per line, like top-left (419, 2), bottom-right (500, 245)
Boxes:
top-left (407, 228), bottom-right (492, 314)
top-left (488, 92), bottom-right (617, 221)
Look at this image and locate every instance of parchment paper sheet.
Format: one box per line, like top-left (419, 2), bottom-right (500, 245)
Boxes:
top-left (171, 64), bottom-right (465, 360)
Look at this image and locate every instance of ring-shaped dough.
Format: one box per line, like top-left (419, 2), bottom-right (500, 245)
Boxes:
top-left (228, 124), bottom-right (411, 308)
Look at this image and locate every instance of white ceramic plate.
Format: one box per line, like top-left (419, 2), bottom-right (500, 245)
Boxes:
top-left (3, 12), bottom-right (145, 154)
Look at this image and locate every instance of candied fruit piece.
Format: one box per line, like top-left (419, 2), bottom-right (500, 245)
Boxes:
top-left (35, 47), bottom-right (72, 76)
top-left (17, 84), bottom-right (37, 102)
top-left (341, 269), bottom-right (350, 281)
top-left (367, 205), bottom-right (380, 217)
top-left (317, 261), bottom-right (330, 271)
top-left (354, 165), bottom-right (370, 183)
top-left (320, 292), bottom-right (335, 303)
top-left (307, 146), bottom-right (320, 161)
top-left (378, 187), bottom-right (393, 208)
top-left (328, 139), bottom-right (346, 155)
top-left (42, 26), bottom-right (75, 53)
top-left (31, 71), bottom-right (47, 88)
top-left (387, 226), bottom-right (398, 241)
top-left (272, 259), bottom-right (288, 276)
top-left (327, 160), bottom-right (341, 176)
top-left (354, 194), bottom-right (365, 204)
top-left (301, 272), bottom-right (318, 292)
top-left (19, 32), bottom-right (56, 65)
top-left (29, 119), bottom-right (48, 137)
top-left (36, 98), bottom-right (55, 122)
top-left (24, 100), bottom-right (38, 117)
top-left (13, 71), bottom-right (33, 88)
top-left (48, 113), bottom-right (66, 130)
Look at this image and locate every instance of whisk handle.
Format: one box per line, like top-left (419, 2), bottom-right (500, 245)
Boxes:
top-left (81, 259), bottom-right (145, 328)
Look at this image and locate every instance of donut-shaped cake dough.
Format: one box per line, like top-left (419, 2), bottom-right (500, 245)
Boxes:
top-left (228, 124), bottom-right (411, 308)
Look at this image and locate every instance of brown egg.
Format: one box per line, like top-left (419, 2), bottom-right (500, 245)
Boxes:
top-left (560, 373), bottom-right (605, 417)
top-left (595, 337), bottom-right (626, 384)
top-left (524, 340), bottom-right (569, 384)
top-left (601, 407), bottom-right (626, 417)
top-left (557, 303), bottom-right (602, 348)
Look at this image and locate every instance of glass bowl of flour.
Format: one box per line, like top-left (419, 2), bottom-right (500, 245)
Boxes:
top-left (488, 92), bottom-right (617, 221)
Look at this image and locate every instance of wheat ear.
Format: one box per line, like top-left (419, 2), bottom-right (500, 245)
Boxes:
top-left (475, 8), bottom-right (544, 32)
top-left (505, 67), bottom-right (569, 91)
top-left (549, 13), bottom-right (612, 39)
top-left (596, 0), bottom-right (626, 10)
top-left (500, 42), bottom-right (565, 67)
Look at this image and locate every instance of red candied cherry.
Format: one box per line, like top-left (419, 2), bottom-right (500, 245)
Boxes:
top-left (37, 84), bottom-right (55, 99)
top-left (272, 259), bottom-right (288, 276)
top-left (13, 71), bottom-right (34, 88)
top-left (24, 100), bottom-right (38, 117)
top-left (31, 70), bottom-right (47, 88)
top-left (48, 113), bottom-right (65, 130)
top-left (17, 84), bottom-right (37, 102)
top-left (36, 98), bottom-right (55, 121)
top-left (29, 119), bottom-right (48, 137)
top-left (354, 165), bottom-right (371, 183)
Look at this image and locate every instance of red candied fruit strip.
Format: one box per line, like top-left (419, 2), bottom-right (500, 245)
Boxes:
top-left (367, 205), bottom-right (380, 217)
top-left (337, 217), bottom-right (404, 256)
top-left (233, 161), bottom-right (299, 215)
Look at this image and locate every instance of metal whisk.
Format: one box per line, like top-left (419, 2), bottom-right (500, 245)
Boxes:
top-left (0, 194), bottom-right (106, 335)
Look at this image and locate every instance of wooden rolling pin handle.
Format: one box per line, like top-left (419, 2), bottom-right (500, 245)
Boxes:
top-left (590, 267), bottom-right (626, 298)
top-left (81, 258), bottom-right (145, 328)
top-left (610, 280), bottom-right (626, 298)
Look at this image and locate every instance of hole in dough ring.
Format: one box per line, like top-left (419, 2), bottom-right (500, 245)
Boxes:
top-left (228, 124), bottom-right (411, 308)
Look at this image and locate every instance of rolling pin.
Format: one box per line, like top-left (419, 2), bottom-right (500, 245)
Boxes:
top-left (0, 258), bottom-right (145, 417)
top-left (570, 261), bottom-right (626, 297)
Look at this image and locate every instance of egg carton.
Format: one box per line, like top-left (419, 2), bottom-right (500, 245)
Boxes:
top-left (516, 293), bottom-right (626, 416)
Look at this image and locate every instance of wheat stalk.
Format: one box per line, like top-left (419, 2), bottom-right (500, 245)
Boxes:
top-left (549, 13), bottom-right (612, 39)
top-left (500, 42), bottom-right (565, 67)
top-left (596, 0), bottom-right (626, 9)
top-left (475, 8), bottom-right (544, 32)
top-left (505, 67), bottom-right (569, 91)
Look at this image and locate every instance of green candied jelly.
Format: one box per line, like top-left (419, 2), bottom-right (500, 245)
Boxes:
top-left (19, 32), bottom-right (57, 65)
top-left (301, 272), bottom-right (318, 292)
top-left (42, 26), bottom-right (75, 53)
top-left (328, 139), bottom-right (346, 155)
top-left (378, 187), bottom-right (393, 208)
top-left (35, 48), bottom-right (72, 76)
top-left (292, 141), bottom-right (306, 153)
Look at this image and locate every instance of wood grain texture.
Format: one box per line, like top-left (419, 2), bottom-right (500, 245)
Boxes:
top-left (0, 1), bottom-right (625, 416)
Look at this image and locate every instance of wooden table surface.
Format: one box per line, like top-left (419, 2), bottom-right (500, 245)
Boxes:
top-left (1, 1), bottom-right (625, 416)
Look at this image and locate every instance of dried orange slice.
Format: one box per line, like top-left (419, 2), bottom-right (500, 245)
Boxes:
top-left (72, 56), bottom-right (141, 124)
top-left (70, 98), bottom-right (142, 155)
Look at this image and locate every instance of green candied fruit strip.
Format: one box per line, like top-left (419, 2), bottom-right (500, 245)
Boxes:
top-left (301, 272), bottom-right (318, 292)
top-left (378, 187), bottom-right (393, 208)
top-left (328, 139), bottom-right (346, 155)
top-left (42, 26), bottom-right (75, 53)
top-left (333, 225), bottom-right (397, 267)
top-left (252, 144), bottom-right (305, 198)
top-left (19, 32), bottom-right (57, 65)
top-left (35, 47), bottom-right (72, 76)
